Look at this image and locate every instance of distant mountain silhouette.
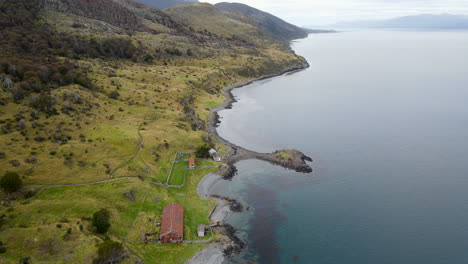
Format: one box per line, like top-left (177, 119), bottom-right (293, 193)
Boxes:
top-left (136, 0), bottom-right (198, 9)
top-left (327, 14), bottom-right (468, 29)
top-left (215, 2), bottom-right (308, 42)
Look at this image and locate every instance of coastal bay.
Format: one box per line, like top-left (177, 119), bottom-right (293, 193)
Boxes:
top-left (209, 31), bottom-right (468, 263)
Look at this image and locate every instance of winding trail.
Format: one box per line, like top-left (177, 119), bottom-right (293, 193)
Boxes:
top-left (109, 124), bottom-right (145, 179)
top-left (109, 94), bottom-right (159, 179)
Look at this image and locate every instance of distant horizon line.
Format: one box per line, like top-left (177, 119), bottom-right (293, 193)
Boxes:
top-left (304, 13), bottom-right (468, 27)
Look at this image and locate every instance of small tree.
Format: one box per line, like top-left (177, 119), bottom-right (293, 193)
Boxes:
top-left (93, 240), bottom-right (127, 264)
top-left (0, 172), bottom-right (22, 194)
top-left (92, 209), bottom-right (111, 234)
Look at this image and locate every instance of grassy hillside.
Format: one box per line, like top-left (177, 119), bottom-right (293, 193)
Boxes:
top-left (165, 3), bottom-right (266, 43)
top-left (0, 0), bottom-right (307, 263)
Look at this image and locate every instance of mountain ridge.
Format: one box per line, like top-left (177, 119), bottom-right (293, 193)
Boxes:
top-left (133, 0), bottom-right (198, 9)
top-left (215, 2), bottom-right (308, 42)
top-left (325, 14), bottom-right (468, 29)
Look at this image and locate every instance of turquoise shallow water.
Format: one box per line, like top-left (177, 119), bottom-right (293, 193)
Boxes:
top-left (210, 31), bottom-right (468, 264)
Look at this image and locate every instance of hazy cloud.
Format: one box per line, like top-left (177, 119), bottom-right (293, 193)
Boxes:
top-left (203, 0), bottom-right (468, 25)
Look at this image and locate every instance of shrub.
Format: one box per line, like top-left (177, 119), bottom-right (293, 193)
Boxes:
top-left (92, 209), bottom-right (111, 234)
top-left (0, 171), bottom-right (22, 193)
top-left (0, 245), bottom-right (6, 253)
top-left (19, 257), bottom-right (31, 264)
top-left (9, 159), bottom-right (21, 167)
top-left (23, 189), bottom-right (36, 199)
top-left (109, 90), bottom-right (120, 100)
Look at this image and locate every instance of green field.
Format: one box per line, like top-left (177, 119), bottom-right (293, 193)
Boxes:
top-left (169, 162), bottom-right (188, 186)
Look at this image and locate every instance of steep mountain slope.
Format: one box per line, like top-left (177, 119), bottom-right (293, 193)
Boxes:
top-left (215, 2), bottom-right (308, 42)
top-left (136, 0), bottom-right (198, 9)
top-left (0, 0), bottom-right (306, 263)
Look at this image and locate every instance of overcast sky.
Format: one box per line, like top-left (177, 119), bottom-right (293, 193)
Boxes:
top-left (203, 0), bottom-right (468, 26)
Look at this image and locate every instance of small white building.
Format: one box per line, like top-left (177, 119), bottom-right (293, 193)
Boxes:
top-left (198, 224), bottom-right (206, 237)
top-left (208, 149), bottom-right (222, 162)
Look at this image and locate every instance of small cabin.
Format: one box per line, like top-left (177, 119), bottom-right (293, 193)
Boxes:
top-left (159, 203), bottom-right (184, 243)
top-left (188, 157), bottom-right (195, 169)
top-left (197, 224), bottom-right (206, 237)
top-left (208, 149), bottom-right (222, 162)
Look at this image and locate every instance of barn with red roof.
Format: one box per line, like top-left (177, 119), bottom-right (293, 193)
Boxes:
top-left (159, 203), bottom-right (184, 243)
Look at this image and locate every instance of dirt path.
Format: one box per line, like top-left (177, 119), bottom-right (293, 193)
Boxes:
top-left (109, 95), bottom-right (159, 179)
top-left (24, 176), bottom-right (139, 198)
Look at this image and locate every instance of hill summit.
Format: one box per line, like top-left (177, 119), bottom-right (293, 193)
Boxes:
top-left (135, 0), bottom-right (199, 9)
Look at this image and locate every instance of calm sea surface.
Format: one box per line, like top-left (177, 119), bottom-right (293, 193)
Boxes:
top-left (210, 31), bottom-right (468, 264)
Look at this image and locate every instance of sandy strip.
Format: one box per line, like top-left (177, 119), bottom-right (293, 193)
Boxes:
top-left (185, 243), bottom-right (225, 264)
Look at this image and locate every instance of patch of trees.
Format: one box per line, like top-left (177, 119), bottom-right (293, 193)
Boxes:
top-left (93, 240), bottom-right (127, 264)
top-left (92, 209), bottom-right (111, 234)
top-left (180, 94), bottom-right (206, 131)
top-left (0, 59), bottom-right (94, 101)
top-left (45, 0), bottom-right (147, 33)
top-left (0, 171), bottom-right (22, 194)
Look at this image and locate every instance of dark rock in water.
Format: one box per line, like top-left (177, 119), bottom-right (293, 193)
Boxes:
top-left (220, 164), bottom-right (238, 180)
top-left (215, 224), bottom-right (245, 256)
top-left (211, 195), bottom-right (244, 212)
top-left (293, 254), bottom-right (300, 262)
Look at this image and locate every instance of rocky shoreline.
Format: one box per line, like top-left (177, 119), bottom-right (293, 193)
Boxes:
top-left (208, 62), bottom-right (314, 177)
top-left (187, 62), bottom-right (313, 264)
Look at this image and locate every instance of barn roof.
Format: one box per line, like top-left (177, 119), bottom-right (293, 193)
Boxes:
top-left (188, 157), bottom-right (195, 166)
top-left (160, 203), bottom-right (184, 238)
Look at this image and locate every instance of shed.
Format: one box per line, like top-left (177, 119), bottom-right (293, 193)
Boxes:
top-left (208, 149), bottom-right (222, 162)
top-left (188, 157), bottom-right (195, 169)
top-left (197, 224), bottom-right (206, 237)
top-left (159, 203), bottom-right (184, 243)
top-left (208, 149), bottom-right (217, 156)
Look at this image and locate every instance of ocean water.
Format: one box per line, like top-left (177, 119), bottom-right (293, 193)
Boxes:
top-left (209, 31), bottom-right (468, 264)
